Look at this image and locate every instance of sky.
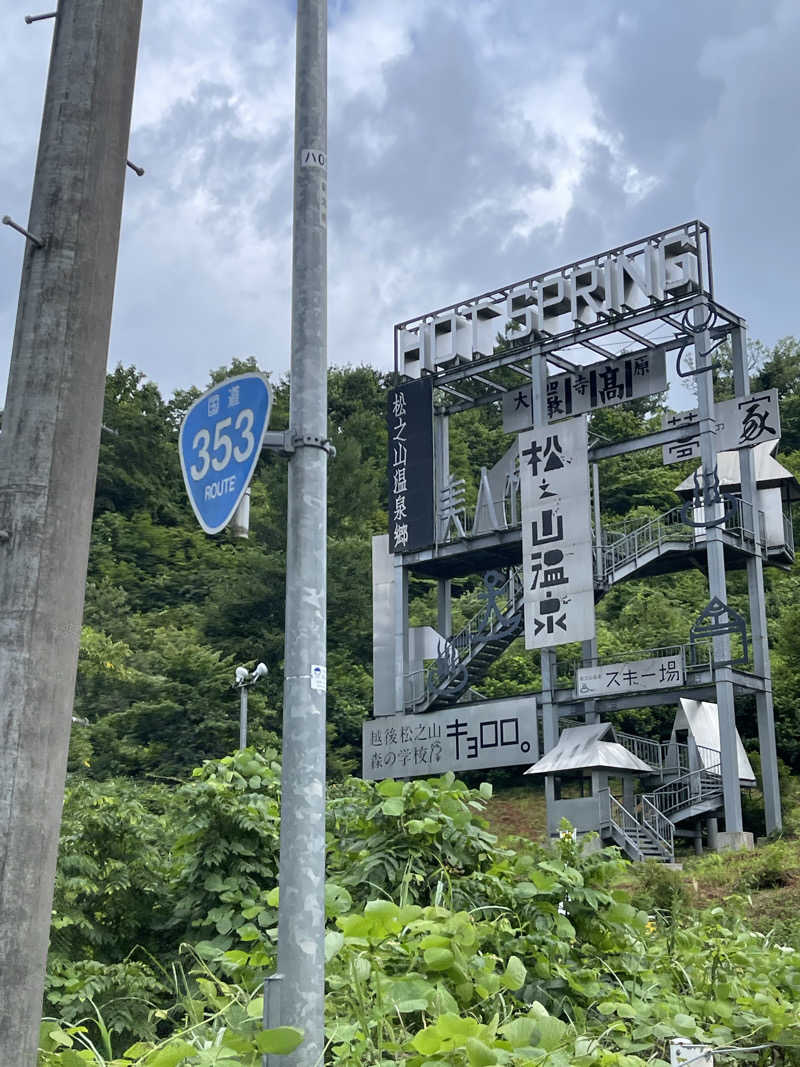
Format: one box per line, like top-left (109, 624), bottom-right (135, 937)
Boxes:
top-left (2, 0), bottom-right (800, 409)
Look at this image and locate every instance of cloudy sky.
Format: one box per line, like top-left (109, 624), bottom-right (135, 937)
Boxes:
top-left (1, 0), bottom-right (799, 409)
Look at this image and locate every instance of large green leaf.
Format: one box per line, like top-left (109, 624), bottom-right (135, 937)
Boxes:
top-left (501, 955), bottom-right (526, 990)
top-left (143, 1041), bottom-right (197, 1067)
top-left (380, 796), bottom-right (405, 817)
top-left (254, 1026), bottom-right (304, 1054)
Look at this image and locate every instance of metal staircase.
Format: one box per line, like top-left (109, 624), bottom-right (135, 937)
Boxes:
top-left (603, 733), bottom-right (724, 862)
top-left (598, 495), bottom-right (764, 587)
top-left (606, 794), bottom-right (674, 863)
top-left (644, 762), bottom-right (724, 824)
top-left (410, 496), bottom-right (769, 710)
top-left (420, 569), bottom-right (524, 710)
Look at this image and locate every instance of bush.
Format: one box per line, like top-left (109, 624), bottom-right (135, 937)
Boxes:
top-left (629, 859), bottom-right (688, 913)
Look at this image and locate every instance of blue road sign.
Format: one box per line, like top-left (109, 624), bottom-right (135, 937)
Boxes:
top-left (179, 373), bottom-right (271, 534)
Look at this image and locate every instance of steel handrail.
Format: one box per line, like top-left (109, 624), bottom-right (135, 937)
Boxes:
top-left (647, 762), bottom-right (722, 816)
top-left (639, 794), bottom-right (675, 859)
top-left (615, 731), bottom-right (663, 770)
top-left (449, 568), bottom-right (523, 656)
top-left (421, 567), bottom-right (524, 705)
top-left (608, 795), bottom-right (646, 855)
top-left (599, 493), bottom-right (775, 582)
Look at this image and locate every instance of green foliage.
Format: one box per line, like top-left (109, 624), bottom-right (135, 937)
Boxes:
top-left (43, 349), bottom-right (800, 1060)
top-left (95, 366), bottom-right (185, 523)
top-left (43, 768), bottom-right (800, 1065)
top-left (687, 838), bottom-right (800, 895)
top-left (169, 750), bottom-right (282, 965)
top-left (327, 773), bottom-right (504, 905)
top-left (39, 965), bottom-right (303, 1066)
top-left (49, 779), bottom-right (176, 964)
top-left (628, 860), bottom-right (688, 914)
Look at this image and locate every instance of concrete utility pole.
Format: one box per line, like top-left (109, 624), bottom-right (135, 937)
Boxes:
top-left (276, 1), bottom-right (328, 1064)
top-left (0, 3), bottom-right (142, 1063)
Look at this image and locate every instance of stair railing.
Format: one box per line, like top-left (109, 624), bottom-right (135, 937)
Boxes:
top-left (599, 493), bottom-right (774, 584)
top-left (448, 567), bottom-right (523, 656)
top-left (614, 731), bottom-right (722, 787)
top-left (421, 568), bottom-right (524, 707)
top-left (600, 506), bottom-right (692, 580)
top-left (639, 794), bottom-right (675, 860)
top-left (646, 761), bottom-right (722, 817)
top-left (607, 794), bottom-right (648, 858)
top-left (615, 732), bottom-right (663, 772)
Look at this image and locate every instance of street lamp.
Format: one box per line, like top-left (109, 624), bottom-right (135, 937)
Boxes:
top-left (234, 662), bottom-right (268, 750)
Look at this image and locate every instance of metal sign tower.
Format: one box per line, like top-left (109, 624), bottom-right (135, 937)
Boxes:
top-left (366, 221), bottom-right (790, 856)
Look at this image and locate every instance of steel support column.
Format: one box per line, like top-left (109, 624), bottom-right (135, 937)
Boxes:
top-left (434, 411), bottom-right (452, 638)
top-left (393, 558), bottom-right (409, 711)
top-left (694, 304), bottom-right (743, 833)
top-left (0, 2), bottom-right (142, 1062)
top-left (277, 1), bottom-right (328, 1063)
top-left (437, 579), bottom-right (452, 639)
top-left (731, 326), bottom-right (782, 833)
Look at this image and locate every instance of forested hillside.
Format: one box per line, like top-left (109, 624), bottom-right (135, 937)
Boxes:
top-left (73, 340), bottom-right (800, 788)
top-left (31, 340), bottom-right (800, 1064)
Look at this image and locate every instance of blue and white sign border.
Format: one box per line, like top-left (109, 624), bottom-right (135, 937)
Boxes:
top-left (178, 372), bottom-right (271, 535)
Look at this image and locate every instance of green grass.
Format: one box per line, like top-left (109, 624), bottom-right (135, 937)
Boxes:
top-left (484, 786), bottom-right (800, 949)
top-left (482, 784), bottom-right (547, 843)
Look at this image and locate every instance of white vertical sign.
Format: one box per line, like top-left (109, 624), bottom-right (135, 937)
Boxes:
top-left (519, 415), bottom-right (595, 648)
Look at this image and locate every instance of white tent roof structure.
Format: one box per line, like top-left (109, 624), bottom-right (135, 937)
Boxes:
top-left (524, 722), bottom-right (655, 776)
top-left (674, 441), bottom-right (800, 500)
top-left (673, 698), bottom-right (756, 785)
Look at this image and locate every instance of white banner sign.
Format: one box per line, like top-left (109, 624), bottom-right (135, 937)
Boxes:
top-left (519, 415), bottom-right (595, 649)
top-left (662, 390), bottom-right (780, 465)
top-left (503, 349), bottom-right (667, 434)
top-left (576, 653), bottom-right (685, 697)
top-left (362, 699), bottom-right (538, 780)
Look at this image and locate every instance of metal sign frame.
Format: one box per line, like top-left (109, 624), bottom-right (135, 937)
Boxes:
top-left (394, 220), bottom-right (721, 411)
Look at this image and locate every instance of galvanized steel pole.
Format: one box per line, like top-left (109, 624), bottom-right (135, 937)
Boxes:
top-left (694, 304), bottom-right (743, 834)
top-left (0, 2), bottom-right (142, 1062)
top-left (277, 1), bottom-right (328, 1063)
top-left (731, 326), bottom-right (782, 834)
top-left (240, 685), bottom-right (248, 750)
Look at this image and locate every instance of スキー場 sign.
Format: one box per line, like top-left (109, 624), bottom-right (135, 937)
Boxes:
top-left (362, 699), bottom-right (538, 780)
top-left (179, 373), bottom-right (271, 535)
top-left (576, 654), bottom-right (685, 697)
top-left (519, 415), bottom-right (595, 649)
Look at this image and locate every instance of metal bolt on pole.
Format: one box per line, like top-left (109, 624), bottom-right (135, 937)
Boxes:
top-left (276, 0), bottom-right (328, 1063)
top-left (0, 2), bottom-right (142, 1063)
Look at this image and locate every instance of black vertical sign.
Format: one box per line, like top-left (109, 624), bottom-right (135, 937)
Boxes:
top-left (387, 377), bottom-right (434, 553)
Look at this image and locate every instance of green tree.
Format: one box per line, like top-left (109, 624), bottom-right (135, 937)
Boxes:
top-left (95, 365), bottom-right (184, 522)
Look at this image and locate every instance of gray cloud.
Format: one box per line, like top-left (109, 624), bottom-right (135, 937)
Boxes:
top-left (2, 0), bottom-right (799, 409)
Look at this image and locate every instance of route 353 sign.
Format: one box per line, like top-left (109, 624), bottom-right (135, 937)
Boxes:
top-left (179, 373), bottom-right (271, 534)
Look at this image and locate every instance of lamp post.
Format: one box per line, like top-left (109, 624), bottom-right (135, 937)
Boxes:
top-left (234, 662), bottom-right (268, 750)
